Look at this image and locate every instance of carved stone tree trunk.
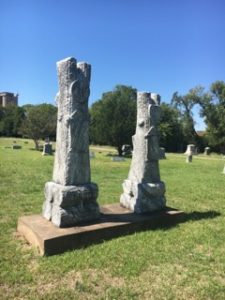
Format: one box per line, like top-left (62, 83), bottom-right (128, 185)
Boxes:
top-left (120, 92), bottom-right (166, 213)
top-left (42, 57), bottom-right (100, 227)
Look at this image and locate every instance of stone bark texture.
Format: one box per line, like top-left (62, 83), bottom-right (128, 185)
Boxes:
top-left (120, 92), bottom-right (166, 213)
top-left (42, 57), bottom-right (100, 227)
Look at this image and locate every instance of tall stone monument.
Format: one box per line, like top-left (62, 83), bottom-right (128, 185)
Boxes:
top-left (42, 57), bottom-right (100, 227)
top-left (120, 92), bottom-right (166, 213)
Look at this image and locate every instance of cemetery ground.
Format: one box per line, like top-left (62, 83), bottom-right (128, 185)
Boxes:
top-left (0, 138), bottom-right (225, 300)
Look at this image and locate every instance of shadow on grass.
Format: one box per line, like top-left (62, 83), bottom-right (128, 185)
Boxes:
top-left (152, 209), bottom-right (221, 230)
top-left (26, 208), bottom-right (221, 255)
top-left (69, 207), bottom-right (221, 231)
top-left (183, 210), bottom-right (221, 222)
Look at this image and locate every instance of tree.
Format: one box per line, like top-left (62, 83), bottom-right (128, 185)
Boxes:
top-left (21, 104), bottom-right (57, 150)
top-left (0, 106), bottom-right (25, 137)
top-left (171, 86), bottom-right (204, 150)
top-left (197, 81), bottom-right (225, 153)
top-left (90, 85), bottom-right (137, 155)
top-left (159, 103), bottom-right (184, 152)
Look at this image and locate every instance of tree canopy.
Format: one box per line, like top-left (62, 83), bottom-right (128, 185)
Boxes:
top-left (21, 104), bottom-right (57, 150)
top-left (89, 85), bottom-right (137, 155)
top-left (0, 105), bottom-right (25, 137)
top-left (197, 81), bottom-right (225, 153)
top-left (171, 86), bottom-right (206, 150)
top-left (159, 103), bottom-right (184, 152)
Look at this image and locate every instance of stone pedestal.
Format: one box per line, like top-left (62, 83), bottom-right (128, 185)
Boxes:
top-left (43, 182), bottom-right (99, 227)
top-left (42, 57), bottom-right (100, 227)
top-left (120, 92), bottom-right (166, 213)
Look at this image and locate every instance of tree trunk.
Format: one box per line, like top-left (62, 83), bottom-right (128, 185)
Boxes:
top-left (34, 139), bottom-right (39, 150)
top-left (117, 145), bottom-right (123, 156)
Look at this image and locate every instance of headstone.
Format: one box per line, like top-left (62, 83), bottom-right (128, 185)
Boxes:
top-left (185, 144), bottom-right (195, 163)
top-left (42, 57), bottom-right (100, 227)
top-left (89, 151), bottom-right (95, 159)
top-left (204, 147), bottom-right (210, 155)
top-left (12, 145), bottom-right (22, 149)
top-left (120, 92), bottom-right (166, 213)
top-left (112, 156), bottom-right (125, 162)
top-left (42, 143), bottom-right (52, 155)
top-left (185, 144), bottom-right (196, 155)
top-left (186, 155), bottom-right (192, 163)
top-left (122, 144), bottom-right (132, 156)
top-left (222, 164), bottom-right (225, 174)
top-left (159, 147), bottom-right (166, 159)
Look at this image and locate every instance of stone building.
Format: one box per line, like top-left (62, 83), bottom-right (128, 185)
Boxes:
top-left (0, 92), bottom-right (18, 107)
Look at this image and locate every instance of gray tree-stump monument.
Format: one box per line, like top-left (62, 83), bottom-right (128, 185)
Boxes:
top-left (42, 57), bottom-right (100, 227)
top-left (120, 92), bottom-right (166, 213)
top-left (17, 61), bottom-right (185, 256)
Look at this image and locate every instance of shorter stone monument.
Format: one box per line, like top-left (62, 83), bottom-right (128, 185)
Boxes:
top-left (120, 92), bottom-right (166, 213)
top-left (42, 57), bottom-right (100, 227)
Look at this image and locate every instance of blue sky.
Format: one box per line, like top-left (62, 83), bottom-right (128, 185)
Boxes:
top-left (1, 0), bottom-right (225, 129)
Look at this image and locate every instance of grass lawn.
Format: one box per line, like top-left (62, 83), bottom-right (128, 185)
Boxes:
top-left (0, 137), bottom-right (225, 299)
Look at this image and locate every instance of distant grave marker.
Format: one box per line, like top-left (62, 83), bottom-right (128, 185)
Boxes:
top-left (89, 151), bottom-right (95, 159)
top-left (204, 147), bottom-right (210, 155)
top-left (12, 145), bottom-right (22, 149)
top-left (159, 147), bottom-right (166, 159)
top-left (222, 164), bottom-right (225, 174)
top-left (185, 144), bottom-right (195, 163)
top-left (122, 144), bottom-right (132, 156)
top-left (112, 156), bottom-right (125, 162)
top-left (186, 155), bottom-right (192, 163)
top-left (42, 143), bottom-right (52, 155)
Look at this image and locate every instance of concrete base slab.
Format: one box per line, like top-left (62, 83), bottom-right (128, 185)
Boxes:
top-left (17, 203), bottom-right (185, 255)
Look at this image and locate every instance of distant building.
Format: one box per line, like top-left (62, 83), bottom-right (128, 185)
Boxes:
top-left (196, 130), bottom-right (206, 137)
top-left (0, 92), bottom-right (18, 107)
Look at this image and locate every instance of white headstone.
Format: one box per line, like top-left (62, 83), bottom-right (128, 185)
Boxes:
top-left (185, 144), bottom-right (196, 155)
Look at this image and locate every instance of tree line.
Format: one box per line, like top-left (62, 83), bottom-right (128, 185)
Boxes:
top-left (0, 104), bottom-right (57, 150)
top-left (0, 81), bottom-right (224, 154)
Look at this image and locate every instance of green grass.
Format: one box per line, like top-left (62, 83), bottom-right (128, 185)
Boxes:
top-left (0, 137), bottom-right (225, 299)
